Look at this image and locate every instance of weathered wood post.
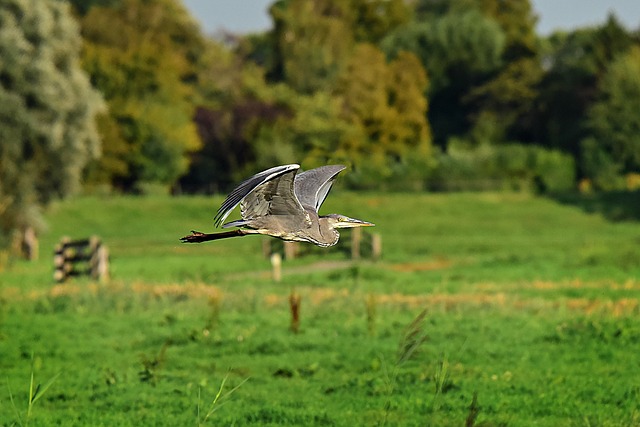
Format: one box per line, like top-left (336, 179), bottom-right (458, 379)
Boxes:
top-left (351, 227), bottom-right (362, 259)
top-left (92, 244), bottom-right (110, 283)
top-left (371, 233), bottom-right (382, 260)
top-left (283, 242), bottom-right (298, 260)
top-left (270, 252), bottom-right (282, 282)
top-left (53, 236), bottom-right (71, 282)
top-left (289, 290), bottom-right (301, 333)
top-left (22, 226), bottom-right (39, 261)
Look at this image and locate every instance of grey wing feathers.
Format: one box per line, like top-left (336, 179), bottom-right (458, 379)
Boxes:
top-left (239, 168), bottom-right (308, 223)
top-left (214, 164), bottom-right (302, 227)
top-left (294, 165), bottom-right (346, 211)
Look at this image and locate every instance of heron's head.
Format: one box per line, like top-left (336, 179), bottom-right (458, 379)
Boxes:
top-left (323, 214), bottom-right (375, 229)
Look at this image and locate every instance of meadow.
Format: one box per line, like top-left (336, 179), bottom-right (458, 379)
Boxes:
top-left (1, 191), bottom-right (640, 426)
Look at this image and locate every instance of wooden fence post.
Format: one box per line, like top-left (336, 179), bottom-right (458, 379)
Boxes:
top-left (371, 233), bottom-right (382, 260)
top-left (92, 244), bottom-right (110, 283)
top-left (23, 226), bottom-right (39, 261)
top-left (270, 252), bottom-right (282, 282)
top-left (283, 242), bottom-right (298, 260)
top-left (351, 227), bottom-right (362, 259)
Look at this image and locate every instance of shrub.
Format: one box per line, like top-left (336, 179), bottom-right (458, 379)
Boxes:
top-left (427, 140), bottom-right (575, 192)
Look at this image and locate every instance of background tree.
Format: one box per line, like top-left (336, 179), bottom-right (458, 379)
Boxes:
top-left (179, 31), bottom-right (303, 192)
top-left (335, 44), bottom-right (432, 188)
top-left (0, 0), bottom-right (103, 249)
top-left (267, 0), bottom-right (355, 93)
top-left (536, 16), bottom-right (635, 158)
top-left (465, 57), bottom-right (543, 143)
top-left (346, 0), bottom-right (412, 43)
top-left (478, 0), bottom-right (538, 60)
top-left (68, 0), bottom-right (122, 16)
top-left (181, 99), bottom-right (292, 193)
top-left (266, 0), bottom-right (411, 93)
top-left (56, 0), bottom-right (638, 195)
top-left (465, 0), bottom-right (541, 143)
top-left (79, 0), bottom-right (204, 192)
top-left (248, 89), bottom-right (356, 174)
top-left (381, 10), bottom-right (505, 146)
top-left (581, 46), bottom-right (640, 189)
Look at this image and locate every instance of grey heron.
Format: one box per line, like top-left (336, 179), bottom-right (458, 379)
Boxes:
top-left (180, 164), bottom-right (374, 247)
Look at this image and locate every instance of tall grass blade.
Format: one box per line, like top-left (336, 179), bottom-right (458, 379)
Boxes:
top-left (7, 379), bottom-right (24, 427)
top-left (397, 308), bottom-right (429, 365)
top-left (199, 373), bottom-right (249, 426)
top-left (7, 356), bottom-right (60, 427)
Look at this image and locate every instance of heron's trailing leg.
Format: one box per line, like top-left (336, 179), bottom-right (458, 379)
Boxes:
top-left (180, 229), bottom-right (247, 243)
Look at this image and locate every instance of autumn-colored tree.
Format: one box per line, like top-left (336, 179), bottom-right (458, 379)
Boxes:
top-left (0, 0), bottom-right (103, 248)
top-left (266, 0), bottom-right (411, 93)
top-left (335, 44), bottom-right (432, 187)
top-left (249, 90), bottom-right (356, 172)
top-left (268, 0), bottom-right (355, 93)
top-left (68, 0), bottom-right (121, 16)
top-left (347, 0), bottom-right (412, 43)
top-left (80, 0), bottom-right (203, 191)
top-left (478, 0), bottom-right (538, 60)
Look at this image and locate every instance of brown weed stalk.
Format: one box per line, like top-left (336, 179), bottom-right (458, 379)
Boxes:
top-left (289, 290), bottom-right (301, 333)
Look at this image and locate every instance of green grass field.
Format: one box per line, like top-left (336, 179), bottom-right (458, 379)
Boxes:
top-left (1, 192), bottom-right (640, 426)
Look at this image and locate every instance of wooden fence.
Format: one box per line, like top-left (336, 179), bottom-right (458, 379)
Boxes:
top-left (53, 236), bottom-right (109, 283)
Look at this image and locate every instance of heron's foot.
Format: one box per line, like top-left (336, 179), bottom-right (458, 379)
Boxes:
top-left (180, 230), bottom-right (206, 243)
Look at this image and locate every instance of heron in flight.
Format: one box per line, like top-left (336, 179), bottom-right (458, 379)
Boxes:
top-left (180, 164), bottom-right (374, 247)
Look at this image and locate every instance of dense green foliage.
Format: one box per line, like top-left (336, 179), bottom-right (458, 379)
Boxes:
top-left (79, 0), bottom-right (204, 191)
top-left (582, 46), bottom-right (640, 189)
top-left (382, 10), bottom-right (506, 145)
top-left (67, 0), bottom-right (640, 195)
top-left (429, 141), bottom-right (575, 192)
top-left (1, 193), bottom-right (640, 425)
top-left (0, 0), bottom-right (103, 243)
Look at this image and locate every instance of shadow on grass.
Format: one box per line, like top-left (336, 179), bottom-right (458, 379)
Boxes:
top-left (550, 190), bottom-right (640, 222)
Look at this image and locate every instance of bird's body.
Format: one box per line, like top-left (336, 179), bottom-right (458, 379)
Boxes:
top-left (237, 207), bottom-right (337, 246)
top-left (181, 164), bottom-right (373, 247)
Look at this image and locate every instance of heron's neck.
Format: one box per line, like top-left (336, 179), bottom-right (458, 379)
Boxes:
top-left (317, 217), bottom-right (340, 247)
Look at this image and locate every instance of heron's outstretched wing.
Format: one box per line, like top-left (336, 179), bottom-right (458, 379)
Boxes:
top-left (214, 164), bottom-right (307, 227)
top-left (294, 165), bottom-right (346, 212)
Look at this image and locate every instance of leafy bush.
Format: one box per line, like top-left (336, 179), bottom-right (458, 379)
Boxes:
top-left (428, 140), bottom-right (576, 192)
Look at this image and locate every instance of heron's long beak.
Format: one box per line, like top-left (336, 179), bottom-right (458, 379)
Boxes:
top-left (335, 217), bottom-right (375, 229)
